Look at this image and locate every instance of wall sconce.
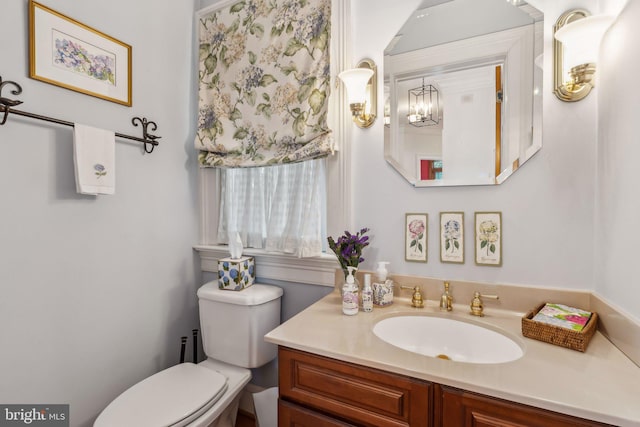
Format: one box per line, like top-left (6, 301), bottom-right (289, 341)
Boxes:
top-left (408, 78), bottom-right (440, 127)
top-left (338, 59), bottom-right (377, 128)
top-left (553, 10), bottom-right (615, 102)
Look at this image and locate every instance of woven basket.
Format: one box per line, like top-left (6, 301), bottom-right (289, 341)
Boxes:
top-left (521, 303), bottom-right (598, 352)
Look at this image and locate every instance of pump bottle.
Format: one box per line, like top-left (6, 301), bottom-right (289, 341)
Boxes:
top-left (342, 266), bottom-right (359, 315)
top-left (362, 274), bottom-right (373, 312)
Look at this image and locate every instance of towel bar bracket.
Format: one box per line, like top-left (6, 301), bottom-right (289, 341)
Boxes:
top-left (131, 117), bottom-right (161, 154)
top-left (0, 76), bottom-right (161, 154)
top-left (0, 77), bottom-right (24, 125)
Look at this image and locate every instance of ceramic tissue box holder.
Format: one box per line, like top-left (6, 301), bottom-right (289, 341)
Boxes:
top-left (218, 256), bottom-right (255, 291)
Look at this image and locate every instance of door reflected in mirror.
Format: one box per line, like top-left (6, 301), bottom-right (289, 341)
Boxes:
top-left (383, 0), bottom-right (543, 187)
top-left (418, 158), bottom-right (443, 180)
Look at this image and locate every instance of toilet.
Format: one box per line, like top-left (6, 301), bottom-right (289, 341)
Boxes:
top-left (94, 281), bottom-right (283, 427)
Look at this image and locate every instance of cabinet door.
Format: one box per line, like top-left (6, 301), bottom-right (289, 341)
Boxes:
top-left (279, 399), bottom-right (356, 427)
top-left (279, 347), bottom-right (431, 427)
top-left (438, 385), bottom-right (614, 427)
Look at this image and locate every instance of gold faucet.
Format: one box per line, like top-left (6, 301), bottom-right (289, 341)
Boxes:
top-left (400, 286), bottom-right (424, 308)
top-left (440, 281), bottom-right (453, 311)
top-left (470, 291), bottom-right (499, 316)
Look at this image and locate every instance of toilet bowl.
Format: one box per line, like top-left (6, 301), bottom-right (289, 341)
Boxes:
top-left (94, 283), bottom-right (283, 427)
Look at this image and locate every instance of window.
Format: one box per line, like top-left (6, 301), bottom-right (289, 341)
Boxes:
top-left (195, 0), bottom-right (351, 285)
top-left (217, 158), bottom-right (327, 258)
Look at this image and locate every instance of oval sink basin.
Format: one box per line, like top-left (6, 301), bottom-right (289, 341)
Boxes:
top-left (373, 315), bottom-right (523, 364)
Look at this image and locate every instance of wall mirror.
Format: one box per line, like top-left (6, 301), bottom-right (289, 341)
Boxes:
top-left (384, 0), bottom-right (543, 187)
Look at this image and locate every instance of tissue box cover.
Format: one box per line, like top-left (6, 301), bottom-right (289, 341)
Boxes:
top-left (218, 257), bottom-right (255, 291)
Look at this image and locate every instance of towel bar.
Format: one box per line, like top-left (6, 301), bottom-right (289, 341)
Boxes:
top-left (0, 76), bottom-right (161, 154)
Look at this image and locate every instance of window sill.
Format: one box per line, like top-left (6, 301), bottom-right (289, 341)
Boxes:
top-left (193, 245), bottom-right (338, 287)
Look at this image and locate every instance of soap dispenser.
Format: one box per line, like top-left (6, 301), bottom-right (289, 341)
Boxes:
top-left (372, 262), bottom-right (394, 306)
top-left (342, 266), bottom-right (359, 316)
top-left (376, 262), bottom-right (389, 281)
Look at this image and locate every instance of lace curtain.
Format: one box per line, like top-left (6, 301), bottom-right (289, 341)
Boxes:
top-left (217, 158), bottom-right (327, 257)
top-left (196, 0), bottom-right (333, 167)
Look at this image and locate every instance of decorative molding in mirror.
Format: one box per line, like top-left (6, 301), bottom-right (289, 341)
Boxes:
top-left (383, 0), bottom-right (543, 187)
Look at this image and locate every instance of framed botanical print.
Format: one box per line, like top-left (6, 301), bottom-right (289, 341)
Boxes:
top-left (29, 0), bottom-right (132, 106)
top-left (474, 212), bottom-right (502, 266)
top-left (405, 213), bottom-right (428, 262)
top-left (440, 212), bottom-right (464, 264)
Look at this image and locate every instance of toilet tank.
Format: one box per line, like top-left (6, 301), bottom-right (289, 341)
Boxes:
top-left (197, 282), bottom-right (283, 369)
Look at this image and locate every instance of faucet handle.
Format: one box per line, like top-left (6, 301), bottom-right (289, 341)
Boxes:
top-left (400, 286), bottom-right (424, 308)
top-left (470, 291), bottom-right (499, 317)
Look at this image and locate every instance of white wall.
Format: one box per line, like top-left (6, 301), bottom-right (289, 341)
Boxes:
top-left (350, 1), bottom-right (602, 291)
top-left (596, 0), bottom-right (640, 320)
top-left (0, 1), bottom-right (200, 426)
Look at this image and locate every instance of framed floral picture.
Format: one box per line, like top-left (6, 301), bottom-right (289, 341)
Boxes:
top-left (29, 1), bottom-right (132, 106)
top-left (440, 212), bottom-right (464, 264)
top-left (405, 213), bottom-right (428, 262)
top-left (474, 212), bottom-right (502, 266)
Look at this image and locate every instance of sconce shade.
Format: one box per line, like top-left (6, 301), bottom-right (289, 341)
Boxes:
top-left (338, 59), bottom-right (377, 128)
top-left (338, 68), bottom-right (374, 105)
top-left (554, 15), bottom-right (615, 69)
top-left (553, 10), bottom-right (616, 102)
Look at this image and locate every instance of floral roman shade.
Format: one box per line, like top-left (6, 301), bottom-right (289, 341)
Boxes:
top-left (196, 0), bottom-right (333, 168)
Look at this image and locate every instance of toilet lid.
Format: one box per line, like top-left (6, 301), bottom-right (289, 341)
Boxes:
top-left (198, 282), bottom-right (283, 306)
top-left (94, 363), bottom-right (228, 427)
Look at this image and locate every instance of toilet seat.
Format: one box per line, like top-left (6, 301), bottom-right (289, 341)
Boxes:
top-left (94, 362), bottom-right (228, 427)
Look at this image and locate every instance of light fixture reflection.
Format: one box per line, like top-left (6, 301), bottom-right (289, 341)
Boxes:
top-left (408, 78), bottom-right (440, 127)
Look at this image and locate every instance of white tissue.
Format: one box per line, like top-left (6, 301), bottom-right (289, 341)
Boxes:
top-left (229, 232), bottom-right (243, 259)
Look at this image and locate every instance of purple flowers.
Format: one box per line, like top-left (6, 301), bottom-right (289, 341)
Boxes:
top-left (327, 228), bottom-right (370, 277)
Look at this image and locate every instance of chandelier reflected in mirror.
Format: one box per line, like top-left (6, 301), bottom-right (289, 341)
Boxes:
top-left (407, 78), bottom-right (440, 127)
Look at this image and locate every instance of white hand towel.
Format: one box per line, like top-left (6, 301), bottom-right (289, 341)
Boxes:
top-left (73, 123), bottom-right (115, 195)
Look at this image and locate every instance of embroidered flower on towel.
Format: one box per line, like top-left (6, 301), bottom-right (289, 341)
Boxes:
top-left (94, 163), bottom-right (107, 179)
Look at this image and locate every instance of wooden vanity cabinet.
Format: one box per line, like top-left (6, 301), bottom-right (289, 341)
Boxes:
top-left (279, 400), bottom-right (357, 426)
top-left (278, 347), bottom-right (614, 427)
top-left (278, 347), bottom-right (431, 427)
top-left (436, 385), bottom-right (613, 427)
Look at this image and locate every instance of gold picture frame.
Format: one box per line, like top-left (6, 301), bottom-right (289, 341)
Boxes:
top-left (29, 1), bottom-right (132, 106)
top-left (405, 213), bottom-right (428, 263)
top-left (474, 211), bottom-right (502, 266)
top-left (440, 212), bottom-right (464, 264)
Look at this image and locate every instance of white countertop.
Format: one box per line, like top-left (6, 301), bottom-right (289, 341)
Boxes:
top-left (265, 291), bottom-right (640, 426)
